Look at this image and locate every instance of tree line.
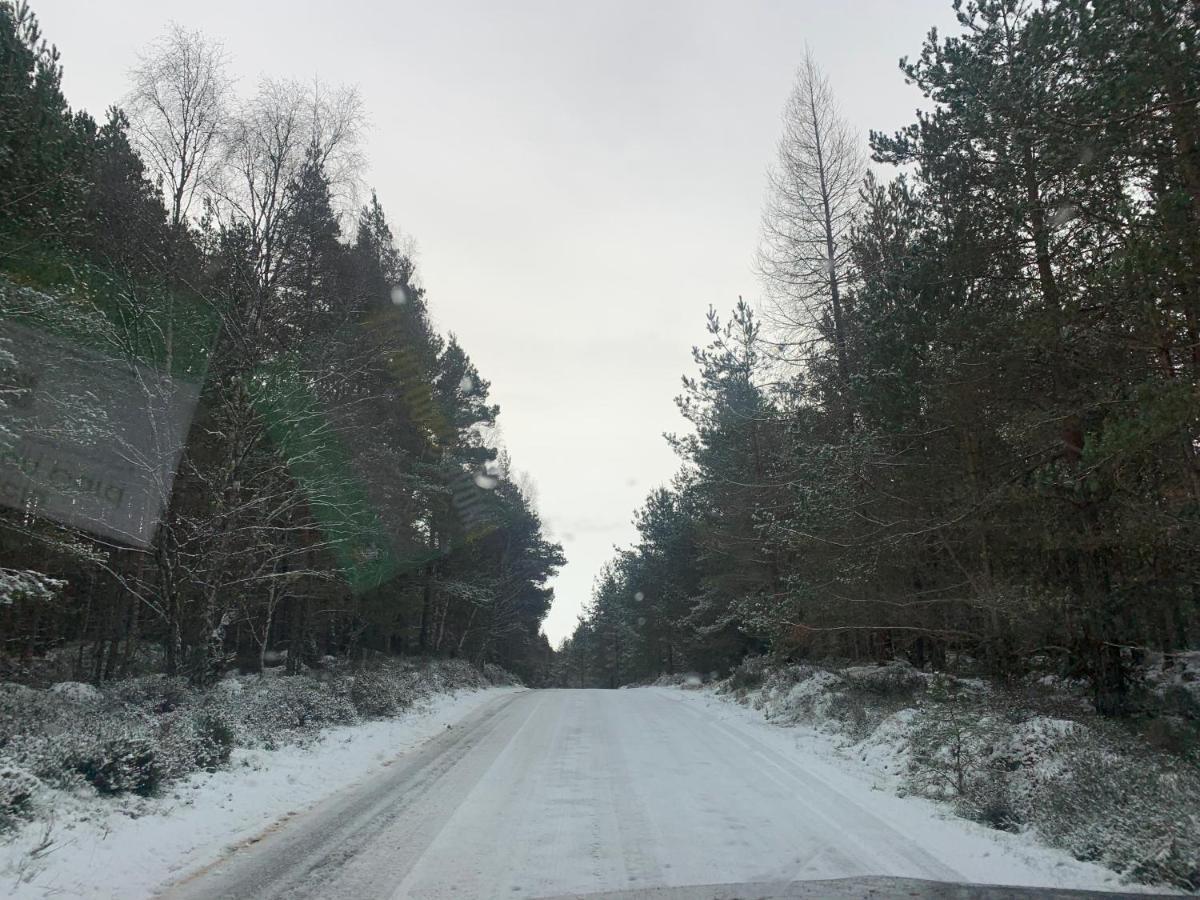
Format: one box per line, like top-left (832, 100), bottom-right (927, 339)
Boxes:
top-left (560, 0), bottom-right (1200, 715)
top-left (0, 2), bottom-right (564, 685)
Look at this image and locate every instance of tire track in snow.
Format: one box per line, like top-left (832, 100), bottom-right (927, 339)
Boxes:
top-left (661, 691), bottom-right (963, 882)
top-left (164, 688), bottom-right (1127, 899)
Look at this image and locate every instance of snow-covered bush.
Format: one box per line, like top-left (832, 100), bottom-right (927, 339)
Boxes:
top-left (840, 661), bottom-right (924, 698)
top-left (0, 767), bottom-right (39, 830)
top-left (907, 682), bottom-right (1200, 876)
top-left (0, 659), bottom-right (511, 812)
top-left (774, 669), bottom-right (843, 723)
top-left (0, 684), bottom-right (82, 784)
top-left (71, 734), bottom-right (161, 796)
top-left (106, 675), bottom-right (190, 714)
top-left (48, 681), bottom-right (100, 702)
top-left (194, 714), bottom-right (235, 769)
top-left (908, 713), bottom-right (1016, 828)
top-left (154, 709), bottom-right (235, 777)
top-left (420, 658), bottom-right (490, 694)
top-left (749, 664), bottom-right (839, 724)
top-left (1024, 734), bottom-right (1200, 890)
top-left (989, 715), bottom-right (1083, 773)
top-left (725, 655), bottom-right (771, 691)
top-left (649, 672), bottom-right (703, 688)
top-left (0, 682), bottom-right (41, 728)
top-left (240, 676), bottom-right (357, 739)
top-left (729, 661), bottom-right (926, 739)
top-left (343, 657), bottom-right (517, 719)
top-left (349, 670), bottom-right (413, 718)
top-left (481, 662), bottom-right (519, 686)
top-left (829, 662), bottom-right (927, 740)
top-left (855, 708), bottom-right (918, 777)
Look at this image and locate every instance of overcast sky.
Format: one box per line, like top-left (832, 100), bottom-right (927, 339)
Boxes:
top-left (35, 0), bottom-right (958, 644)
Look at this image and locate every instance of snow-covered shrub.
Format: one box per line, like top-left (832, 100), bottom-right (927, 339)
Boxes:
top-left (1025, 736), bottom-right (1200, 890)
top-left (732, 661), bottom-right (925, 738)
top-left (855, 707), bottom-right (918, 777)
top-left (989, 715), bottom-right (1083, 773)
top-left (481, 662), bottom-right (518, 686)
top-left (0, 658), bottom-right (503, 813)
top-left (0, 684), bottom-right (82, 784)
top-left (421, 658), bottom-right (489, 694)
top-left (192, 714), bottom-right (235, 770)
top-left (905, 680), bottom-right (1200, 886)
top-left (241, 676), bottom-right (357, 737)
top-left (0, 767), bottom-right (39, 830)
top-left (650, 672), bottom-right (703, 688)
top-left (20, 704), bottom-right (155, 792)
top-left (48, 681), bottom-right (100, 702)
top-left (0, 682), bottom-right (43, 733)
top-left (349, 670), bottom-right (409, 718)
top-left (106, 675), bottom-right (190, 713)
top-left (753, 662), bottom-right (816, 696)
top-left (759, 666), bottom-right (841, 724)
top-left (154, 709), bottom-right (236, 778)
top-left (964, 770), bottom-right (1022, 832)
top-left (1141, 651), bottom-right (1200, 703)
top-left (71, 734), bottom-right (161, 796)
top-left (840, 661), bottom-right (924, 698)
top-left (725, 655), bottom-right (771, 692)
top-left (824, 662), bottom-right (927, 740)
top-left (1138, 709), bottom-right (1199, 758)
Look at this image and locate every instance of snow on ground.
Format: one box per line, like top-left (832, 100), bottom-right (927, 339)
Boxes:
top-left (318, 689), bottom-right (1175, 898)
top-left (171, 687), bottom-right (1147, 900)
top-left (4, 683), bottom-right (1183, 898)
top-left (654, 686), bottom-right (1172, 895)
top-left (0, 686), bottom-right (521, 898)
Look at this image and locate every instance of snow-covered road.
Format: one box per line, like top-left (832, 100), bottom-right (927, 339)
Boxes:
top-left (162, 688), bottom-right (1140, 899)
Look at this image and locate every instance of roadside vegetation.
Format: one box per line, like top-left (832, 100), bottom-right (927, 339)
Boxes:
top-left (0, 657), bottom-right (515, 836)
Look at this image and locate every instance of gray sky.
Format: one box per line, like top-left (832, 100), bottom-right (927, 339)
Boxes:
top-left (35, 0), bottom-right (957, 644)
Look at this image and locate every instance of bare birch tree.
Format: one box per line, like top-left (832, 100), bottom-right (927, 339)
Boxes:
top-left (221, 78), bottom-right (364, 311)
top-left (759, 49), bottom-right (862, 385)
top-left (126, 24), bottom-right (229, 231)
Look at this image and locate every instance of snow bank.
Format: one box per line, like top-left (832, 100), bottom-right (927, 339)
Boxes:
top-left (0, 660), bottom-right (519, 896)
top-left (2, 686), bottom-right (518, 898)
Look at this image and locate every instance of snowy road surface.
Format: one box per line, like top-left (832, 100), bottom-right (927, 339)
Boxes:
top-left (162, 689), bottom-right (1143, 899)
